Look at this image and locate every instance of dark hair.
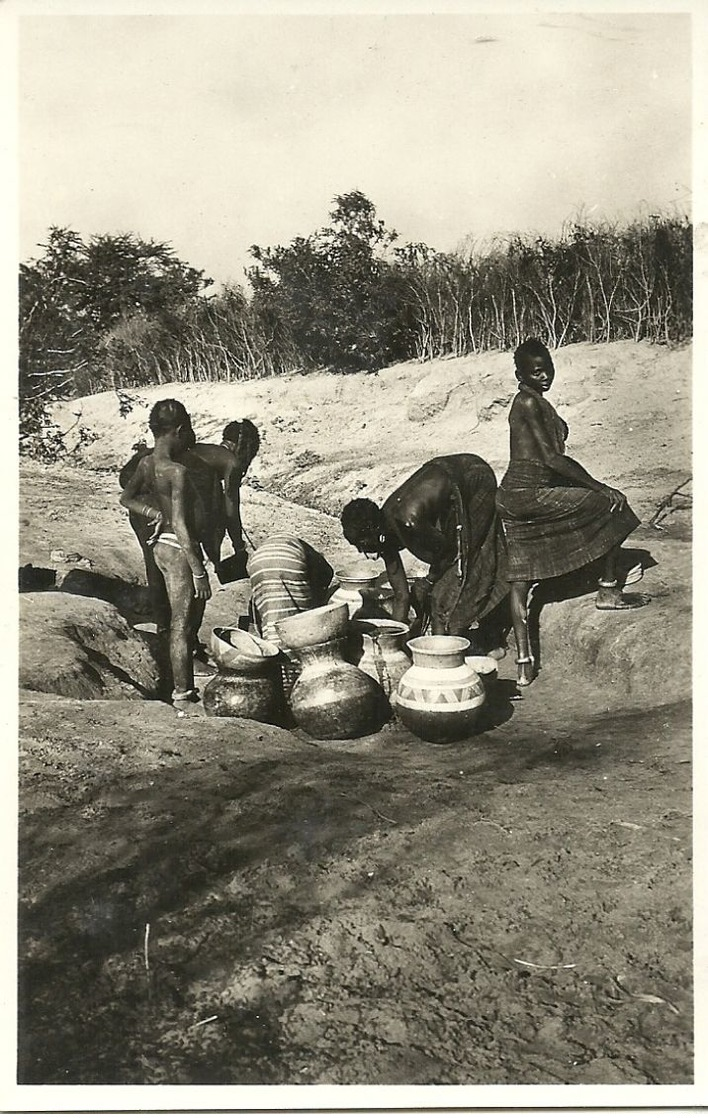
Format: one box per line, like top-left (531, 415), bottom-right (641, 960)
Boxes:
top-left (119, 444), bottom-right (151, 489)
top-left (223, 418), bottom-right (260, 472)
top-left (513, 338), bottom-right (552, 374)
top-left (341, 498), bottom-right (382, 544)
top-left (148, 398), bottom-right (192, 436)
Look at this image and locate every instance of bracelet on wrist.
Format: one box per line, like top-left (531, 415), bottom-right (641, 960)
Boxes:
top-left (194, 572), bottom-right (208, 580)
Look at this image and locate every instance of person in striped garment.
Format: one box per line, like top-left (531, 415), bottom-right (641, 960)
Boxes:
top-left (247, 535), bottom-right (334, 646)
top-left (496, 338), bottom-right (648, 688)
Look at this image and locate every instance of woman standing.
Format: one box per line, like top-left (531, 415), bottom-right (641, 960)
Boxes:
top-left (496, 338), bottom-right (647, 687)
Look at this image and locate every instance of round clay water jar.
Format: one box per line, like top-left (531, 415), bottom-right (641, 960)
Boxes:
top-left (202, 628), bottom-right (285, 725)
top-left (289, 636), bottom-right (388, 740)
top-left (396, 635), bottom-right (485, 744)
top-left (351, 618), bottom-right (411, 699)
top-left (330, 569), bottom-right (393, 620)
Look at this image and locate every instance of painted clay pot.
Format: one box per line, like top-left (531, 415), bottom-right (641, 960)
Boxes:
top-left (202, 628), bottom-right (285, 724)
top-left (396, 635), bottom-right (485, 744)
top-left (330, 568), bottom-right (393, 620)
top-left (289, 637), bottom-right (389, 740)
top-left (350, 618), bottom-right (411, 699)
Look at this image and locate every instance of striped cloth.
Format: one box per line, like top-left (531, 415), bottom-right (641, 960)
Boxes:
top-left (247, 535), bottom-right (333, 646)
top-left (496, 460), bottom-right (640, 582)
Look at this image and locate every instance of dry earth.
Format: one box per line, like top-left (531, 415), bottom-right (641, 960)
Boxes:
top-left (18, 341), bottom-right (692, 1086)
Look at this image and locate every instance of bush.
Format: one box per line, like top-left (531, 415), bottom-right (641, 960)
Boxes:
top-left (19, 207), bottom-right (692, 430)
top-left (19, 397), bottom-right (67, 464)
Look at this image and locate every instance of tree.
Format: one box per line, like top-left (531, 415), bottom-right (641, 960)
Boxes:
top-left (19, 227), bottom-right (212, 403)
top-left (248, 191), bottom-right (414, 372)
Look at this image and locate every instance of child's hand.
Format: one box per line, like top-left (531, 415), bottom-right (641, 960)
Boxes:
top-left (192, 572), bottom-right (212, 600)
top-left (145, 509), bottom-right (164, 546)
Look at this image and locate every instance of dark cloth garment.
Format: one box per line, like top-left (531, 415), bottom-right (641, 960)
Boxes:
top-left (395, 454), bottom-right (508, 634)
top-left (497, 459), bottom-right (640, 582)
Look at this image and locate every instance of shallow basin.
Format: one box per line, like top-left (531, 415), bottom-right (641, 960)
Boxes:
top-left (211, 627), bottom-right (280, 673)
top-left (275, 602), bottom-right (350, 650)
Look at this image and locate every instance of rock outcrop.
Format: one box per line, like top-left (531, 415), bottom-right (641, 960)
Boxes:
top-left (20, 592), bottom-right (159, 700)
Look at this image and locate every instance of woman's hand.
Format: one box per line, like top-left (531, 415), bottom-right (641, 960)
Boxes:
top-left (192, 571), bottom-right (212, 600)
top-left (601, 485), bottom-right (627, 513)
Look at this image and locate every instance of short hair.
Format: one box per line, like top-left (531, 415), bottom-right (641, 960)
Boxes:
top-left (223, 418), bottom-right (260, 471)
top-left (513, 338), bottom-right (552, 373)
top-left (148, 398), bottom-right (192, 436)
top-left (341, 498), bottom-right (382, 543)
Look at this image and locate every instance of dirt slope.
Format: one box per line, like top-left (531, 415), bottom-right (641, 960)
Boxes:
top-left (52, 339), bottom-right (691, 524)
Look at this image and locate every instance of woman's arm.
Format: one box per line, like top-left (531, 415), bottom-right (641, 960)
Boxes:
top-left (303, 543), bottom-right (334, 604)
top-left (191, 444), bottom-right (246, 553)
top-left (382, 541), bottom-right (410, 623)
top-left (222, 456), bottom-right (246, 552)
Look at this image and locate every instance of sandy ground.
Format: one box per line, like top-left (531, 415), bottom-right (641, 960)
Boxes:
top-left (52, 338), bottom-right (691, 525)
top-left (18, 341), bottom-right (692, 1085)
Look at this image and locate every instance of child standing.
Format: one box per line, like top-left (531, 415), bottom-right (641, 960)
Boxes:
top-left (120, 399), bottom-right (212, 710)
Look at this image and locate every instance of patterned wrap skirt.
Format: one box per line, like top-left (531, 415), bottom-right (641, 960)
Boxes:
top-left (496, 460), bottom-right (640, 582)
top-left (426, 455), bottom-right (509, 633)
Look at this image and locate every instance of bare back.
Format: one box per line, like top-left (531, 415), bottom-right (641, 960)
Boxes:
top-left (132, 455), bottom-right (192, 536)
top-left (129, 450), bottom-right (224, 554)
top-left (382, 459), bottom-right (456, 566)
top-left (190, 443), bottom-right (235, 483)
top-left (508, 388), bottom-right (569, 464)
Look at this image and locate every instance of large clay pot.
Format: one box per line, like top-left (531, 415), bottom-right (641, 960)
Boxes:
top-left (351, 618), bottom-right (411, 699)
top-left (202, 628), bottom-right (285, 724)
top-left (330, 568), bottom-right (393, 620)
top-left (396, 635), bottom-right (485, 744)
top-left (289, 637), bottom-right (388, 740)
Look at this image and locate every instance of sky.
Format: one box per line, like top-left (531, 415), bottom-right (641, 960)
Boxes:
top-left (17, 8), bottom-right (692, 290)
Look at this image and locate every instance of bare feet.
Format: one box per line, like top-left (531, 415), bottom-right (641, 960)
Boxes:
top-left (516, 656), bottom-right (536, 687)
top-left (596, 586), bottom-right (650, 610)
top-left (172, 688), bottom-right (202, 715)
